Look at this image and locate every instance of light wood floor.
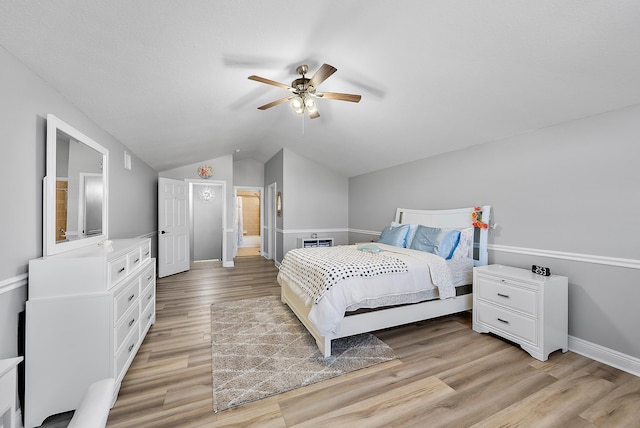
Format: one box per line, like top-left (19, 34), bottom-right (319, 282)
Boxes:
top-left (106, 256), bottom-right (640, 428)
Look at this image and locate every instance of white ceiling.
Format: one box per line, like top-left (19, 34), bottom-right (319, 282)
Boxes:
top-left (1, 1), bottom-right (640, 177)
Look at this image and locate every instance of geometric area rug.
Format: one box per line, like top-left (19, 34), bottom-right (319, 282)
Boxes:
top-left (211, 296), bottom-right (397, 412)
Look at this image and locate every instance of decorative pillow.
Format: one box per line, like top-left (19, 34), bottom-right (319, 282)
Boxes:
top-left (391, 222), bottom-right (419, 248)
top-left (410, 225), bottom-right (461, 259)
top-left (452, 227), bottom-right (473, 259)
top-left (378, 224), bottom-right (410, 247)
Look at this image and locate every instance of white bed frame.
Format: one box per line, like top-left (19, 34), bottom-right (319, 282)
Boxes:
top-left (280, 205), bottom-right (491, 357)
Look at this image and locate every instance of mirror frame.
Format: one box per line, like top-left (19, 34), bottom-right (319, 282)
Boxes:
top-left (44, 114), bottom-right (109, 256)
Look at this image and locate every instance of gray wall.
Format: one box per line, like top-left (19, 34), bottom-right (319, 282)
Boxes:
top-left (233, 158), bottom-right (264, 187)
top-left (264, 149), bottom-right (349, 263)
top-left (349, 104), bottom-right (640, 360)
top-left (0, 46), bottom-right (158, 359)
top-left (264, 150), bottom-right (284, 262)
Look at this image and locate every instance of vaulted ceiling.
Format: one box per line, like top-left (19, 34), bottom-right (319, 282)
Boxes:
top-left (1, 1), bottom-right (639, 177)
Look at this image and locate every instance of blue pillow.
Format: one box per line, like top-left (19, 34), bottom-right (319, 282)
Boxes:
top-left (409, 225), bottom-right (461, 259)
top-left (378, 224), bottom-right (410, 247)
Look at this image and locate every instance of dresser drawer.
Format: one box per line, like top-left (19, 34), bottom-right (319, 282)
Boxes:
top-left (108, 255), bottom-right (128, 288)
top-left (115, 328), bottom-right (140, 382)
top-left (127, 248), bottom-right (143, 272)
top-left (141, 281), bottom-right (155, 313)
top-left (114, 278), bottom-right (139, 322)
top-left (477, 276), bottom-right (537, 316)
top-left (141, 265), bottom-right (155, 290)
top-left (476, 301), bottom-right (537, 345)
top-left (141, 298), bottom-right (155, 331)
top-left (140, 242), bottom-right (151, 263)
top-left (114, 306), bottom-right (139, 352)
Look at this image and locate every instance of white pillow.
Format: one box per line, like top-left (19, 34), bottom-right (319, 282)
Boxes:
top-left (452, 227), bottom-right (473, 259)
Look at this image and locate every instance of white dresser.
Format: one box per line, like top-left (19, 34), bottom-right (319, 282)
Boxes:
top-left (25, 238), bottom-right (155, 428)
top-left (472, 264), bottom-right (568, 361)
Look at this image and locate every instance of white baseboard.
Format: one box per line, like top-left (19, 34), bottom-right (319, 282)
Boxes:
top-left (222, 260), bottom-right (235, 268)
top-left (569, 335), bottom-right (640, 377)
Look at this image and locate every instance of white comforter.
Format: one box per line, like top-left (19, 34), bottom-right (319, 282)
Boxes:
top-left (278, 243), bottom-right (462, 335)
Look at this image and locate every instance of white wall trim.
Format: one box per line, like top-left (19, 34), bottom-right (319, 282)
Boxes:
top-left (0, 273), bottom-right (28, 295)
top-left (569, 335), bottom-right (640, 377)
top-left (349, 229), bottom-right (379, 236)
top-left (282, 228), bottom-right (349, 234)
top-left (489, 244), bottom-right (640, 270)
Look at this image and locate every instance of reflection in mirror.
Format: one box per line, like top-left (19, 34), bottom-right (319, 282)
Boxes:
top-left (55, 131), bottom-right (104, 242)
top-left (45, 115), bottom-right (109, 256)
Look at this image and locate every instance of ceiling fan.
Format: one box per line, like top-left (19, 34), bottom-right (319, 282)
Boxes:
top-left (248, 63), bottom-right (361, 119)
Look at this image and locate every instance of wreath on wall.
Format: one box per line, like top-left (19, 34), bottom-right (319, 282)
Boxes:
top-left (197, 165), bottom-right (213, 179)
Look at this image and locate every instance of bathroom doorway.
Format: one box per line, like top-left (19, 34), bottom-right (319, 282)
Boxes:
top-left (235, 187), bottom-right (262, 257)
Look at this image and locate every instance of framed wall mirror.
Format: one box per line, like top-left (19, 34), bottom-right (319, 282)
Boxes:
top-left (44, 114), bottom-right (109, 256)
top-left (276, 191), bottom-right (282, 217)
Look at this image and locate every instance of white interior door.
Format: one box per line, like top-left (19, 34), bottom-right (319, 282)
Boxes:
top-left (158, 177), bottom-right (190, 278)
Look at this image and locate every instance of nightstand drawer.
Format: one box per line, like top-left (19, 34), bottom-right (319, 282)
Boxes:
top-left (476, 301), bottom-right (537, 345)
top-left (477, 276), bottom-right (537, 316)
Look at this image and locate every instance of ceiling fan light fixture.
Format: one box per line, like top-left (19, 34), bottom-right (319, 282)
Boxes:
top-left (304, 97), bottom-right (317, 112)
top-left (290, 96), bottom-right (304, 115)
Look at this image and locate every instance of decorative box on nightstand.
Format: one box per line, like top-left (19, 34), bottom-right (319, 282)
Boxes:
top-left (472, 264), bottom-right (568, 361)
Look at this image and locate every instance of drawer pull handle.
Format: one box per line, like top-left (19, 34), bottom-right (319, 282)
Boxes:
top-left (128, 294), bottom-right (135, 302)
top-left (147, 293), bottom-right (153, 300)
top-left (118, 267), bottom-right (125, 274)
top-left (144, 251), bottom-right (150, 256)
top-left (147, 276), bottom-right (152, 281)
top-left (134, 258), bottom-right (140, 264)
top-left (129, 318), bottom-right (136, 327)
top-left (128, 343), bottom-right (135, 353)
top-left (147, 313), bottom-right (152, 321)
top-left (497, 293), bottom-right (510, 298)
top-left (497, 318), bottom-right (510, 324)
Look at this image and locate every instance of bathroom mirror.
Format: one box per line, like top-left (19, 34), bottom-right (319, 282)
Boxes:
top-left (44, 114), bottom-right (109, 256)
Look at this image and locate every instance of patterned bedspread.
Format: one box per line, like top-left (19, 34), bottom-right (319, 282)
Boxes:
top-left (279, 246), bottom-right (408, 304)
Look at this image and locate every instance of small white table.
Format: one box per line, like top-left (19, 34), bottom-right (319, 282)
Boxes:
top-left (0, 357), bottom-right (23, 428)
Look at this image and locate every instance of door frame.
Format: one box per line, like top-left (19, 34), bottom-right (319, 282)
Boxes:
top-left (233, 186), bottom-right (264, 257)
top-left (266, 182), bottom-right (277, 260)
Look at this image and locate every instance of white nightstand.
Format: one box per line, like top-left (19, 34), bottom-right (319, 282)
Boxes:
top-left (473, 264), bottom-right (568, 361)
top-left (0, 357), bottom-right (23, 428)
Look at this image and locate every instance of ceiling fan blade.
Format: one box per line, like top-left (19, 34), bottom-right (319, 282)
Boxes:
top-left (309, 109), bottom-right (320, 119)
top-left (257, 96), bottom-right (293, 110)
top-left (307, 64), bottom-right (337, 91)
top-left (315, 92), bottom-right (362, 103)
top-left (248, 75), bottom-right (294, 92)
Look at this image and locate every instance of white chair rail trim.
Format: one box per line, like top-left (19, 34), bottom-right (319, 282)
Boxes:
top-left (489, 244), bottom-right (640, 270)
top-left (0, 273), bottom-right (27, 296)
top-left (282, 228), bottom-right (350, 234)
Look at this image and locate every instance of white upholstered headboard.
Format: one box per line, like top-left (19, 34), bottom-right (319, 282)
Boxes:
top-left (394, 205), bottom-right (491, 266)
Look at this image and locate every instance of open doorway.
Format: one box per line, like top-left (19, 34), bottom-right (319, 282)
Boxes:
top-left (190, 181), bottom-right (225, 262)
top-left (235, 187), bottom-right (262, 257)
